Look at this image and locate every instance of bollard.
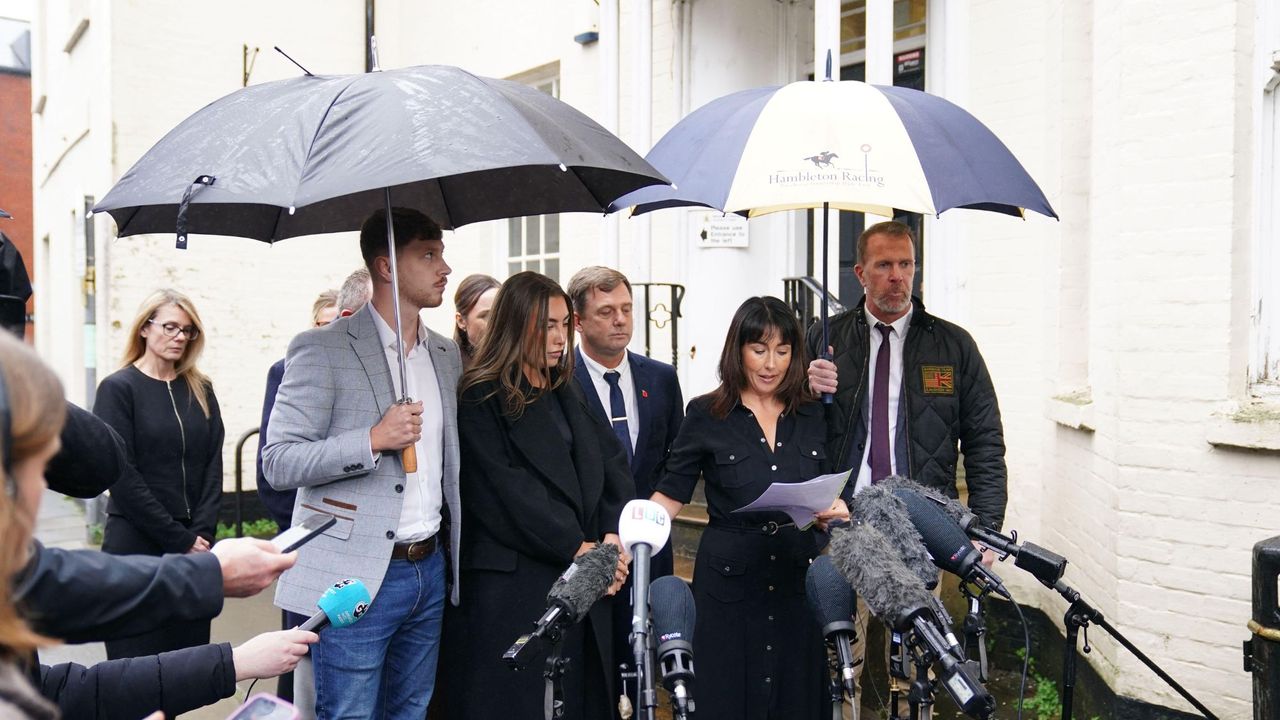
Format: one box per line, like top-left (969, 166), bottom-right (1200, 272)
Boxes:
top-left (1246, 536), bottom-right (1280, 720)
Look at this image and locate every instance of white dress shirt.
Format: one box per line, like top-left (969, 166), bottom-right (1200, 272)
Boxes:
top-left (371, 309), bottom-right (444, 542)
top-left (578, 350), bottom-right (639, 453)
top-left (852, 305), bottom-right (912, 496)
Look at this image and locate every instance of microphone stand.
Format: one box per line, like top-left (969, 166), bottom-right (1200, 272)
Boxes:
top-left (821, 620), bottom-right (857, 720)
top-left (543, 640), bottom-right (569, 720)
top-left (906, 648), bottom-right (935, 720)
top-left (970, 524), bottom-right (1218, 718)
top-left (961, 590), bottom-right (989, 682)
top-left (1053, 580), bottom-right (1217, 720)
top-left (888, 630), bottom-right (909, 720)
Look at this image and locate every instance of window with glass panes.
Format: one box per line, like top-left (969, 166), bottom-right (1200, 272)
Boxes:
top-left (507, 214), bottom-right (560, 281)
top-left (505, 73), bottom-right (561, 281)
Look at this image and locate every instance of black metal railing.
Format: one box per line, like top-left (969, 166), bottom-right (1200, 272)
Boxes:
top-left (783, 276), bottom-right (846, 331)
top-left (633, 282), bottom-right (685, 370)
top-left (232, 428), bottom-right (259, 538)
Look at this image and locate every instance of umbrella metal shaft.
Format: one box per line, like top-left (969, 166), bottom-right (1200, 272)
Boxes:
top-left (821, 201), bottom-right (833, 405)
top-left (383, 189), bottom-right (418, 473)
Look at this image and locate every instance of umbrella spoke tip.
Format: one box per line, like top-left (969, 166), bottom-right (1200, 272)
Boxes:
top-left (288, 205), bottom-right (296, 215)
top-left (558, 163), bottom-right (567, 172)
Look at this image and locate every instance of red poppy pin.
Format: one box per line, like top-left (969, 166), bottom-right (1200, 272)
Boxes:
top-left (641, 389), bottom-right (649, 398)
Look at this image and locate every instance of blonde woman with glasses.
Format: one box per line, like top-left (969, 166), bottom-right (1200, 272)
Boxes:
top-left (94, 289), bottom-right (225, 660)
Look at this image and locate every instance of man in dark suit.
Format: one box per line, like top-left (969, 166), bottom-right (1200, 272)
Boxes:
top-left (567, 266), bottom-right (684, 704)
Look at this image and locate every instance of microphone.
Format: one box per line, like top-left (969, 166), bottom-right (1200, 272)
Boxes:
top-left (650, 576), bottom-right (696, 719)
top-left (887, 486), bottom-right (1011, 599)
top-left (805, 555), bottom-right (858, 700)
top-left (896, 482), bottom-right (1069, 587)
top-left (502, 542), bottom-right (621, 669)
top-left (849, 482), bottom-right (939, 590)
top-left (618, 500), bottom-right (672, 647)
top-left (297, 578), bottom-right (371, 632)
top-left (829, 522), bottom-right (995, 719)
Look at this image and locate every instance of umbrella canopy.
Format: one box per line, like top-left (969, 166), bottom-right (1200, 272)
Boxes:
top-left (611, 80), bottom-right (1056, 220)
top-left (94, 64), bottom-right (668, 242)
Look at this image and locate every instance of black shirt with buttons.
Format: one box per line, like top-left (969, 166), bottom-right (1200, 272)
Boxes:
top-left (657, 395), bottom-right (830, 523)
top-left (656, 394), bottom-right (831, 719)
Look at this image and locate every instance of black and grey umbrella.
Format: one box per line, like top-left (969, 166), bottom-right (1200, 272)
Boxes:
top-left (94, 63), bottom-right (667, 470)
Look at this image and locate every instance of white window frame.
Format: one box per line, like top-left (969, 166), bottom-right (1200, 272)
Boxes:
top-left (498, 65), bottom-right (561, 281)
top-left (1252, 2), bottom-right (1280, 394)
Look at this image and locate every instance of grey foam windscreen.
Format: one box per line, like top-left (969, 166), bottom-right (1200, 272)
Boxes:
top-left (829, 521), bottom-right (934, 631)
top-left (547, 542), bottom-right (620, 622)
top-left (850, 480), bottom-right (938, 589)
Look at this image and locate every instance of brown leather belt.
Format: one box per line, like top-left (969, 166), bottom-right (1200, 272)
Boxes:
top-left (390, 536), bottom-right (437, 561)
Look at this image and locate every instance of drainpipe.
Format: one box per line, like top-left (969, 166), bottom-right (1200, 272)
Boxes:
top-left (600, 0), bottom-right (620, 267)
top-left (633, 0), bottom-right (653, 281)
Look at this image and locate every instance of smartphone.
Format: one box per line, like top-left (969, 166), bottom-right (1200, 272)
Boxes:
top-left (270, 513), bottom-right (337, 553)
top-left (225, 693), bottom-right (298, 720)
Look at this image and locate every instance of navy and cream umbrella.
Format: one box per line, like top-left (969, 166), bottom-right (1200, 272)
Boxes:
top-left (611, 80), bottom-right (1056, 220)
top-left (610, 77), bottom-right (1056, 399)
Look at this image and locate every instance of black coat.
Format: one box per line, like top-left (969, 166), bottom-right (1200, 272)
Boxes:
top-left (35, 642), bottom-right (236, 719)
top-left (12, 543), bottom-right (234, 719)
top-left (807, 297), bottom-right (1008, 529)
top-left (13, 542), bottom-right (223, 644)
top-left (444, 377), bottom-right (632, 720)
top-left (94, 366), bottom-right (225, 552)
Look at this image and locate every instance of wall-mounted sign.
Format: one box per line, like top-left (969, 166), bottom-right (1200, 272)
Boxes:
top-left (895, 49), bottom-right (922, 76)
top-left (694, 211), bottom-right (749, 248)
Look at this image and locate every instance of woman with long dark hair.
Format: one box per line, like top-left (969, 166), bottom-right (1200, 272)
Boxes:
top-left (452, 273), bottom-right (500, 367)
top-left (649, 296), bottom-right (848, 720)
top-left (444, 271), bottom-right (631, 720)
top-left (94, 289), bottom-right (225, 659)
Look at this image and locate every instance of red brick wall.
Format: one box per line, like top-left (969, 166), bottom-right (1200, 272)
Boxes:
top-left (0, 70), bottom-right (33, 336)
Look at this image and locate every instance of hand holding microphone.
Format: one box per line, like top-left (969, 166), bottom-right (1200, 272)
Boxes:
top-left (503, 542), bottom-right (621, 669)
top-left (232, 629), bottom-right (318, 681)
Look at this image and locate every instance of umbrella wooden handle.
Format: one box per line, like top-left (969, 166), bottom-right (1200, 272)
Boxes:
top-left (401, 445), bottom-right (418, 473)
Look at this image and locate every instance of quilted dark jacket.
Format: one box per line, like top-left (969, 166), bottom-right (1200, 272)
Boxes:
top-left (807, 296), bottom-right (1008, 529)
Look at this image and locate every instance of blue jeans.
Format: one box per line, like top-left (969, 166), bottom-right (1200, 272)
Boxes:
top-left (311, 547), bottom-right (445, 720)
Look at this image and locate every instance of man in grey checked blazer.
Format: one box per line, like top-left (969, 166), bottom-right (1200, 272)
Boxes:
top-left (264, 208), bottom-right (460, 719)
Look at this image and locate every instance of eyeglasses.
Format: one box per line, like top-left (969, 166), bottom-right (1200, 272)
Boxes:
top-left (148, 319), bottom-right (200, 340)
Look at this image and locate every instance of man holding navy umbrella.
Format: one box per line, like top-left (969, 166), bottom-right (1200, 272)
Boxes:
top-left (807, 220), bottom-right (1007, 718)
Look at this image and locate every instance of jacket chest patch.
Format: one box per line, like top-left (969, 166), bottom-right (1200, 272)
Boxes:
top-left (921, 365), bottom-right (955, 395)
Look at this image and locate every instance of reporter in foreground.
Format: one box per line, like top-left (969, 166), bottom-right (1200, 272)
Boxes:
top-left (16, 401), bottom-right (293, 644)
top-left (0, 333), bottom-right (315, 719)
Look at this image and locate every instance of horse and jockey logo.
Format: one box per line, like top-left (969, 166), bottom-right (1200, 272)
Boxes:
top-left (769, 146), bottom-right (884, 188)
top-left (802, 151), bottom-right (839, 168)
